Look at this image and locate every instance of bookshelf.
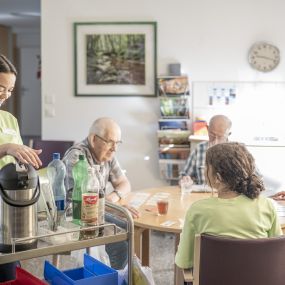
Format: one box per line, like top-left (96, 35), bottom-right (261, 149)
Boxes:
top-left (157, 75), bottom-right (191, 183)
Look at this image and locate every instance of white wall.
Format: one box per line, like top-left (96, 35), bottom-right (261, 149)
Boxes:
top-left (41, 0), bottom-right (285, 190)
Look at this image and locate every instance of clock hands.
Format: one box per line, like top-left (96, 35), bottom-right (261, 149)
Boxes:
top-left (249, 42), bottom-right (280, 72)
top-left (254, 55), bottom-right (276, 61)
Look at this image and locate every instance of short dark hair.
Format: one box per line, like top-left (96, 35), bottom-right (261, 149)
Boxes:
top-left (206, 142), bottom-right (265, 199)
top-left (0, 54), bottom-right (17, 76)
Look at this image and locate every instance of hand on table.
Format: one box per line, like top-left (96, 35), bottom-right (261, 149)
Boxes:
top-left (122, 204), bottom-right (141, 219)
top-left (5, 143), bottom-right (42, 169)
top-left (179, 175), bottom-right (194, 187)
top-left (271, 191), bottom-right (285, 201)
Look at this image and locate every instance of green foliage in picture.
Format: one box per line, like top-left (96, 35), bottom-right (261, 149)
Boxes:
top-left (86, 34), bottom-right (145, 85)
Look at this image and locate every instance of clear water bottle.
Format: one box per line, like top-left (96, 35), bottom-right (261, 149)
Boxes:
top-left (98, 187), bottom-right (105, 236)
top-left (47, 153), bottom-right (66, 228)
top-left (96, 167), bottom-right (105, 236)
top-left (81, 166), bottom-right (99, 238)
top-left (72, 154), bottom-right (88, 224)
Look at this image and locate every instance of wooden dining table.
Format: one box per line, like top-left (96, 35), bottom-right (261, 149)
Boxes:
top-left (124, 186), bottom-right (285, 285)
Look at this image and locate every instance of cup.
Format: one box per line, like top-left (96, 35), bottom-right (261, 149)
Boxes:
top-left (157, 199), bottom-right (169, 216)
top-left (180, 180), bottom-right (193, 195)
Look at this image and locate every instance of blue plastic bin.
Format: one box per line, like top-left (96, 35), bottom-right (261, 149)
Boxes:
top-left (44, 254), bottom-right (118, 285)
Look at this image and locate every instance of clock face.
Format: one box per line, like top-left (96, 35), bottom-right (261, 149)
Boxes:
top-left (248, 42), bottom-right (280, 72)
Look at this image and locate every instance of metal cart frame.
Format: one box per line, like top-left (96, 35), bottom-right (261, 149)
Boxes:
top-left (0, 202), bottom-right (134, 284)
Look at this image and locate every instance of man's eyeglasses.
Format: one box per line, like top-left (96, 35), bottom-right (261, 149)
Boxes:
top-left (95, 134), bottom-right (122, 148)
top-left (208, 131), bottom-right (231, 141)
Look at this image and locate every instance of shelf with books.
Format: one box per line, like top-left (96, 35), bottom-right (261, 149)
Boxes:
top-left (157, 129), bottom-right (191, 145)
top-left (159, 96), bottom-right (190, 119)
top-left (158, 118), bottom-right (190, 130)
top-left (157, 75), bottom-right (190, 97)
top-left (157, 75), bottom-right (191, 183)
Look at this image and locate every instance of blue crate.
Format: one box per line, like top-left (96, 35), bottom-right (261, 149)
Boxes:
top-left (44, 254), bottom-right (118, 285)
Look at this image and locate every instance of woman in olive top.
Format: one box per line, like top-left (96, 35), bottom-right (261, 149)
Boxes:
top-left (0, 54), bottom-right (42, 281)
top-left (175, 142), bottom-right (282, 269)
top-left (0, 54), bottom-right (42, 169)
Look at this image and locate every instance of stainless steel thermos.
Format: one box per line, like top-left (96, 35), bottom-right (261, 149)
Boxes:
top-left (0, 162), bottom-right (40, 253)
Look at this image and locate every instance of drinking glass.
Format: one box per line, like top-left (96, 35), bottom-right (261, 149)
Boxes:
top-left (157, 199), bottom-right (169, 216)
top-left (180, 180), bottom-right (193, 195)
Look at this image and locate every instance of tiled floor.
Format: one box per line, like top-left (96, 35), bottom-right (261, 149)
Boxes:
top-left (150, 231), bottom-right (175, 285)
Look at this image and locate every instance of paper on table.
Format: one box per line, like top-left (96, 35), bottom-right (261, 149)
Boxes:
top-left (191, 184), bottom-right (212, 193)
top-left (178, 218), bottom-right (184, 228)
top-left (160, 220), bottom-right (177, 227)
top-left (129, 192), bottom-right (151, 209)
top-left (146, 192), bottom-right (171, 206)
top-left (270, 198), bottom-right (285, 217)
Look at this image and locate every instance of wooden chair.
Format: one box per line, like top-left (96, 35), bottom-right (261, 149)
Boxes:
top-left (183, 233), bottom-right (285, 285)
top-left (31, 139), bottom-right (74, 168)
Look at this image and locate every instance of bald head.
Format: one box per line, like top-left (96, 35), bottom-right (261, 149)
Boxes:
top-left (88, 117), bottom-right (122, 162)
top-left (89, 117), bottom-right (121, 137)
top-left (209, 115), bottom-right (232, 130)
top-left (208, 115), bottom-right (232, 146)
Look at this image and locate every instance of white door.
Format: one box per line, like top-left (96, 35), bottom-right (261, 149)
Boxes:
top-left (19, 47), bottom-right (41, 136)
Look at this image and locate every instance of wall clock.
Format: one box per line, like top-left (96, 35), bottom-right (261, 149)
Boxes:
top-left (248, 42), bottom-right (280, 72)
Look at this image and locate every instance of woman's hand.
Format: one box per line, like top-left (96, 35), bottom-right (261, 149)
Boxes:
top-left (5, 143), bottom-right (42, 169)
top-left (271, 191), bottom-right (285, 201)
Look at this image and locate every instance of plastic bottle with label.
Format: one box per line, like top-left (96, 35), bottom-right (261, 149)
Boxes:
top-left (81, 166), bottom-right (99, 238)
top-left (71, 154), bottom-right (88, 225)
top-left (47, 153), bottom-right (66, 228)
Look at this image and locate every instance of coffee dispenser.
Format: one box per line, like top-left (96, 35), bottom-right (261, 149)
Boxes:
top-left (0, 162), bottom-right (40, 253)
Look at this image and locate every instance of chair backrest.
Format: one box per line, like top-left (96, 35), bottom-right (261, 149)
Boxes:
top-left (32, 139), bottom-right (74, 168)
top-left (193, 234), bottom-right (285, 285)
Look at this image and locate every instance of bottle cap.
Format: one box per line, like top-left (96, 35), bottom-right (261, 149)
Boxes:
top-left (79, 154), bottom-right (85, 160)
top-left (53, 153), bottom-right (60, 160)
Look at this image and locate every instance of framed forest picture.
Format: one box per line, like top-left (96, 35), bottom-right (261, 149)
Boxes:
top-left (74, 21), bottom-right (157, 96)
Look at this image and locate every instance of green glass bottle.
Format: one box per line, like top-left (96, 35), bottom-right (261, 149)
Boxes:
top-left (72, 154), bottom-right (88, 225)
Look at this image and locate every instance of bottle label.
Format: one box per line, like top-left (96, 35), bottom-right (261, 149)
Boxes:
top-left (81, 193), bottom-right (98, 223)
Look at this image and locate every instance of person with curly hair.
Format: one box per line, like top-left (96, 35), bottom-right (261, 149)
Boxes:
top-left (175, 142), bottom-right (282, 269)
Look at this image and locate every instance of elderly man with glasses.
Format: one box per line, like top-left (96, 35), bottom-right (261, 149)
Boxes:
top-left (62, 117), bottom-right (139, 269)
top-left (179, 114), bottom-right (232, 186)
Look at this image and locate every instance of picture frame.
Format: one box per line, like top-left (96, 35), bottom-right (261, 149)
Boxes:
top-left (74, 21), bottom-right (157, 97)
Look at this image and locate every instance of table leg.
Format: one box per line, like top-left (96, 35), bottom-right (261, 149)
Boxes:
top-left (141, 229), bottom-right (150, 266)
top-left (174, 233), bottom-right (184, 285)
top-left (134, 226), bottom-right (143, 259)
top-left (134, 226), bottom-right (150, 266)
top-left (52, 254), bottom-right (60, 267)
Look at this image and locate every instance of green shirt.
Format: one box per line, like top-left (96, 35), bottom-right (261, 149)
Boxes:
top-left (0, 110), bottom-right (22, 169)
top-left (175, 194), bottom-right (282, 269)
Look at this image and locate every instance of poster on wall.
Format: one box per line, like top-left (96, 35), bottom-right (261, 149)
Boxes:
top-left (74, 21), bottom-right (157, 96)
top-left (192, 81), bottom-right (285, 146)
